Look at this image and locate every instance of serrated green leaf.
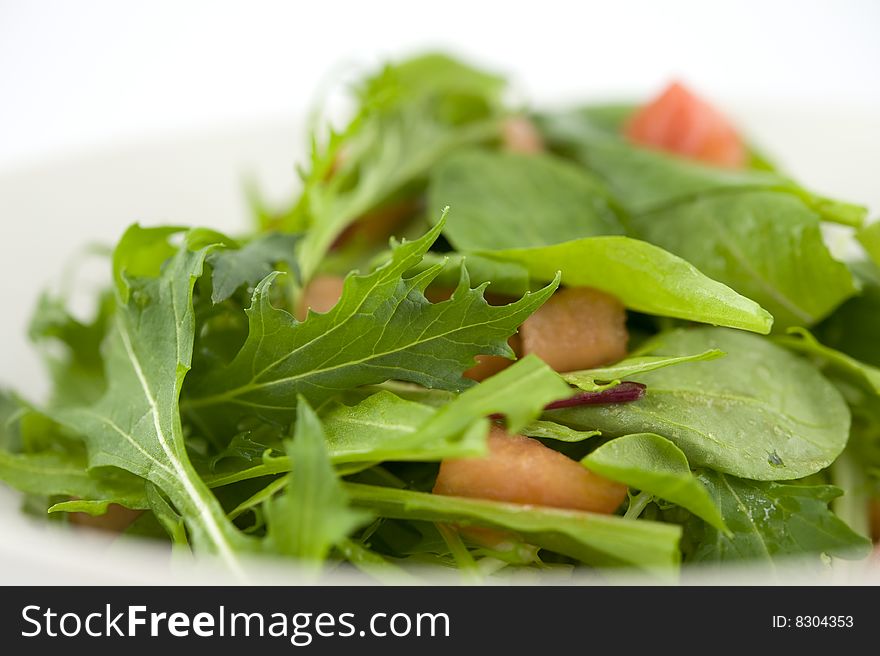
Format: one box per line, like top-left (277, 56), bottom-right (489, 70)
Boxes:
top-left (263, 398), bottom-right (370, 563)
top-left (401, 251), bottom-right (531, 297)
top-left (483, 237), bottom-right (772, 333)
top-left (683, 471), bottom-right (872, 565)
top-left (144, 482), bottom-right (190, 546)
top-left (183, 221), bottom-right (559, 439)
top-left (359, 52), bottom-right (505, 109)
top-left (582, 433), bottom-right (727, 532)
top-left (548, 328), bottom-right (850, 480)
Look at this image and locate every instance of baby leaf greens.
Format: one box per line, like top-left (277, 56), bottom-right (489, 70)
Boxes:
top-left (344, 483), bottom-right (682, 572)
top-left (483, 237), bottom-right (773, 333)
top-left (1, 52), bottom-right (874, 581)
top-left (632, 192), bottom-right (857, 327)
top-left (682, 472), bottom-right (872, 566)
top-left (582, 433), bottom-right (727, 533)
top-left (538, 112), bottom-right (861, 327)
top-left (207, 232), bottom-right (301, 303)
top-left (56, 227), bottom-right (251, 572)
top-left (203, 355), bottom-right (571, 487)
top-left (263, 398), bottom-right (370, 564)
top-left (816, 261), bottom-right (880, 368)
top-left (774, 328), bottom-right (880, 396)
top-left (428, 149), bottom-right (623, 250)
top-left (563, 349), bottom-right (724, 392)
top-left (184, 220), bottom-right (559, 441)
top-left (548, 328), bottom-right (850, 480)
top-left (282, 54), bottom-right (507, 282)
top-left (538, 113), bottom-right (867, 227)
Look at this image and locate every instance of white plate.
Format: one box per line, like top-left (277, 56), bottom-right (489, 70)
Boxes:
top-left (1, 106), bottom-right (878, 584)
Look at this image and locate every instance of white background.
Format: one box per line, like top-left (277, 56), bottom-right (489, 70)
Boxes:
top-left (2, 0), bottom-right (879, 168)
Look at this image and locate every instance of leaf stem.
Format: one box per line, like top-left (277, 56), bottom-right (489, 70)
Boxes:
top-left (436, 523), bottom-right (482, 583)
top-left (624, 491), bottom-right (653, 520)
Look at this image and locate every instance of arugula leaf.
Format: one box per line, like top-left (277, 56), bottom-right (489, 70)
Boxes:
top-left (482, 237), bottom-right (773, 333)
top-left (857, 222), bottom-right (880, 267)
top-left (537, 116), bottom-right (867, 226)
top-left (582, 433), bottom-right (727, 532)
top-left (683, 471), bottom-right (872, 565)
top-left (321, 391), bottom-right (461, 463)
top-left (204, 356), bottom-right (571, 487)
top-left (284, 55), bottom-right (506, 282)
top-left (428, 149), bottom-right (623, 250)
top-left (54, 227), bottom-right (250, 570)
top-left (402, 251), bottom-right (532, 298)
top-left (632, 191), bottom-right (857, 328)
top-left (263, 398), bottom-right (370, 563)
top-left (345, 483), bottom-right (681, 572)
top-left (774, 327), bottom-right (880, 395)
top-left (330, 354), bottom-right (568, 455)
top-left (534, 118), bottom-right (858, 328)
top-left (184, 221), bottom-right (559, 439)
top-left (547, 328), bottom-right (850, 480)
top-left (207, 232), bottom-right (300, 303)
top-left (563, 349), bottom-right (724, 392)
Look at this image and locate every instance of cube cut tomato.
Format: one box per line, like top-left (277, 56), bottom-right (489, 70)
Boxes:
top-left (625, 82), bottom-right (746, 168)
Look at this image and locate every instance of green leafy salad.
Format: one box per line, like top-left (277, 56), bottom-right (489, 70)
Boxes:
top-left (2, 53), bottom-right (878, 581)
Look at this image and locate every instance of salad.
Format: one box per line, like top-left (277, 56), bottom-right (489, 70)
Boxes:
top-left (1, 53), bottom-right (878, 581)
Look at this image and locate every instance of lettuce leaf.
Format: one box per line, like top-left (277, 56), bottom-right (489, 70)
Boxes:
top-left (683, 471), bottom-right (872, 566)
top-left (482, 237), bottom-right (773, 333)
top-left (429, 149), bottom-right (623, 250)
top-left (632, 191), bottom-right (857, 328)
top-left (548, 328), bottom-right (850, 480)
top-left (582, 433), bottom-right (727, 532)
